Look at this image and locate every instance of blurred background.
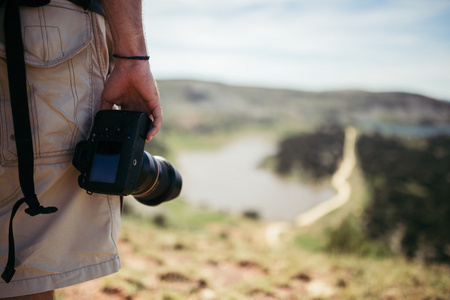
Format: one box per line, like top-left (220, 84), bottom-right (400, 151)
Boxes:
top-left (142, 0), bottom-right (450, 256)
top-left (59, 1), bottom-right (450, 299)
top-left (143, 0), bottom-right (450, 100)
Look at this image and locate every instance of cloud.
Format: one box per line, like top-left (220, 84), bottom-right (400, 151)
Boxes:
top-left (143, 0), bottom-right (450, 99)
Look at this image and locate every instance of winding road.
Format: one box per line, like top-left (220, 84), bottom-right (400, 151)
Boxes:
top-left (295, 126), bottom-right (357, 226)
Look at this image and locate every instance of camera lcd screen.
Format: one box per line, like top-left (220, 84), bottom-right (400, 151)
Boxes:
top-left (90, 141), bottom-right (122, 183)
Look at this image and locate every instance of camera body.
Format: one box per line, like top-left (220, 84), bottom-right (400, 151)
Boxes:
top-left (73, 110), bottom-right (151, 195)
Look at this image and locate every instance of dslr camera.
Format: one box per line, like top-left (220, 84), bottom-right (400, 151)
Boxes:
top-left (72, 110), bottom-right (182, 206)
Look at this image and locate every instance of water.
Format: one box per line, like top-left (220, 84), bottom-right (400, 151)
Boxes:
top-left (359, 122), bottom-right (450, 137)
top-left (177, 137), bottom-right (335, 221)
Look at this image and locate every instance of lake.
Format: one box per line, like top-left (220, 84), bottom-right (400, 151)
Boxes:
top-left (177, 137), bottom-right (335, 221)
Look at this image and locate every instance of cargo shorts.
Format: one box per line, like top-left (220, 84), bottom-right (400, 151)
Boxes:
top-left (0, 1), bottom-right (121, 297)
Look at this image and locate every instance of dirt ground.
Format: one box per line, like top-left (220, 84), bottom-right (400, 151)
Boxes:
top-left (57, 228), bottom-right (342, 300)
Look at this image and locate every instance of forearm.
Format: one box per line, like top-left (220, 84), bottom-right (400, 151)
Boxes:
top-left (99, 0), bottom-right (162, 140)
top-left (100, 0), bottom-right (147, 55)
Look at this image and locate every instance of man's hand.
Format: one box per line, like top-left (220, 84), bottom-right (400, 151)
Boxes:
top-left (100, 59), bottom-right (162, 142)
top-left (100, 0), bottom-right (161, 142)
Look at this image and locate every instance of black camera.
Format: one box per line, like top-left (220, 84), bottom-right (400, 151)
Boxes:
top-left (72, 110), bottom-right (182, 206)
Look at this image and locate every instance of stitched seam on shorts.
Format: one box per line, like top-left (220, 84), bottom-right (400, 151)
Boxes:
top-left (0, 79), bottom-right (6, 164)
top-left (29, 84), bottom-right (41, 158)
top-left (68, 58), bottom-right (78, 149)
top-left (0, 186), bottom-right (22, 209)
top-left (91, 12), bottom-right (107, 79)
top-left (107, 195), bottom-right (120, 256)
top-left (41, 7), bottom-right (50, 63)
top-left (36, 8), bottom-right (46, 63)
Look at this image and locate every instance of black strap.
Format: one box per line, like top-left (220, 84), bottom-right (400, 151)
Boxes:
top-left (2, 198), bottom-right (26, 282)
top-left (1, 0), bottom-right (58, 283)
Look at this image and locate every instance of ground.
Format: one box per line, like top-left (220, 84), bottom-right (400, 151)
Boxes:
top-left (56, 211), bottom-right (450, 300)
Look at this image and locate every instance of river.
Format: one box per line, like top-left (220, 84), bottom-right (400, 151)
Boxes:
top-left (177, 137), bottom-right (335, 221)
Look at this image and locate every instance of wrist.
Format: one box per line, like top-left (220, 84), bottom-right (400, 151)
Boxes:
top-left (111, 58), bottom-right (154, 77)
top-left (112, 32), bottom-right (147, 57)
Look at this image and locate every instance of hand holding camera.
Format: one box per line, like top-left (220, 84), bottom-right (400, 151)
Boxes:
top-left (100, 58), bottom-right (162, 142)
top-left (72, 110), bottom-right (182, 206)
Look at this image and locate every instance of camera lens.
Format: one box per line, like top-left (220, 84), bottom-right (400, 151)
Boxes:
top-left (132, 151), bottom-right (182, 206)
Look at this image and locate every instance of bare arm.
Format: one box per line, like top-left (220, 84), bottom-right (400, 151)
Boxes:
top-left (100, 0), bottom-right (162, 141)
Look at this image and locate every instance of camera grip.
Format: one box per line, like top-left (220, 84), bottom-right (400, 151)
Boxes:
top-left (72, 140), bottom-right (91, 172)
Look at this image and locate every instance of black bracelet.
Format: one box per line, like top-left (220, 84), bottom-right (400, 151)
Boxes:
top-left (113, 54), bottom-right (150, 61)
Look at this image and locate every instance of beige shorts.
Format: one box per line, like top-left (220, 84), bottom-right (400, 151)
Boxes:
top-left (0, 1), bottom-right (121, 297)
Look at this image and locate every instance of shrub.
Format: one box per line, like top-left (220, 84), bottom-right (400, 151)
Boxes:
top-left (357, 134), bottom-right (450, 263)
top-left (274, 126), bottom-right (345, 181)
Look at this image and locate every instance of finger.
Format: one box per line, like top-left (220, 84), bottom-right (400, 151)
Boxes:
top-left (100, 96), bottom-right (114, 111)
top-left (151, 107), bottom-right (163, 132)
top-left (145, 132), bottom-right (152, 143)
top-left (145, 112), bottom-right (162, 143)
top-left (146, 121), bottom-right (160, 143)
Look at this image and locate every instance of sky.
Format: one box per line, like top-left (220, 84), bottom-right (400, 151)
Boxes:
top-left (142, 0), bottom-right (450, 101)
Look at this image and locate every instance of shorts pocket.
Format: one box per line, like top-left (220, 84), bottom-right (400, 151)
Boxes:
top-left (0, 1), bottom-right (93, 68)
top-left (0, 1), bottom-right (97, 166)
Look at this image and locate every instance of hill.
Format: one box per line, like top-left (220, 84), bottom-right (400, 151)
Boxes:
top-left (157, 80), bottom-right (450, 135)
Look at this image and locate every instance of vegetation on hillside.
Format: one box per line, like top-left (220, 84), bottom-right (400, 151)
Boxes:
top-left (270, 128), bottom-right (450, 264)
top-left (273, 126), bottom-right (345, 182)
top-left (357, 134), bottom-right (450, 263)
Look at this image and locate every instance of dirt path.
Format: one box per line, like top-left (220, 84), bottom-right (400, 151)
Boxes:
top-left (264, 127), bottom-right (357, 246)
top-left (295, 126), bottom-right (357, 227)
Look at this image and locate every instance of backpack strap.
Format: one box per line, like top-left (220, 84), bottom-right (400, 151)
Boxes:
top-left (1, 0), bottom-right (58, 283)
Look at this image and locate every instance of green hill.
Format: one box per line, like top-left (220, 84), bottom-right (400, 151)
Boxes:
top-left (157, 80), bottom-right (450, 135)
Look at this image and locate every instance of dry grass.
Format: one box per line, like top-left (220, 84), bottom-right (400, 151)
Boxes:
top-left (56, 199), bottom-right (450, 300)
